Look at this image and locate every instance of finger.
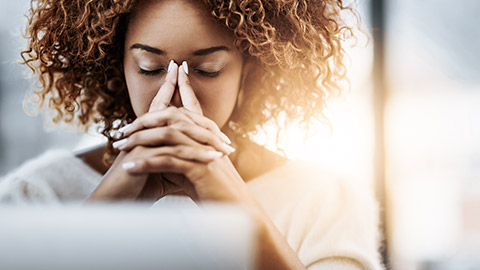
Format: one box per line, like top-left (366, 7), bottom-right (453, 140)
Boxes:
top-left (140, 145), bottom-right (224, 163)
top-left (87, 151), bottom-right (149, 201)
top-left (122, 155), bottom-right (197, 176)
top-left (123, 155), bottom-right (203, 203)
top-left (178, 61), bottom-right (203, 115)
top-left (136, 174), bottom-right (182, 202)
top-left (162, 172), bottom-right (199, 201)
top-left (114, 127), bottom-right (207, 151)
top-left (178, 107), bottom-right (232, 144)
top-left (116, 124), bottom-right (234, 155)
top-left (122, 107), bottom-right (195, 137)
top-left (169, 121), bottom-right (235, 154)
top-left (149, 60), bottom-right (178, 112)
top-left (121, 108), bottom-right (232, 146)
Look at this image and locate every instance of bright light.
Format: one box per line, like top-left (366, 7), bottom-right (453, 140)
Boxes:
top-left (258, 40), bottom-right (375, 184)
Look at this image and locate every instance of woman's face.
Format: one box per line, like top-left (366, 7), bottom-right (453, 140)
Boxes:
top-left (123, 0), bottom-right (244, 128)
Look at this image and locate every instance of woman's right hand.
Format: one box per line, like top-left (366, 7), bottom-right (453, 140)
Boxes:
top-left (86, 61), bottom-right (231, 202)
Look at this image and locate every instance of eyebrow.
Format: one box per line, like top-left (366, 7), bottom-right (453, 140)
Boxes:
top-left (192, 46), bottom-right (230, 56)
top-left (130, 43), bottom-right (230, 56)
top-left (130, 44), bottom-right (165, 55)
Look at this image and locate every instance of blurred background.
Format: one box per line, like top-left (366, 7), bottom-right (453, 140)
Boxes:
top-left (0, 0), bottom-right (479, 269)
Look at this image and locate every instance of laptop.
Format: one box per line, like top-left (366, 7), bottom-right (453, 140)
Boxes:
top-left (0, 202), bottom-right (255, 270)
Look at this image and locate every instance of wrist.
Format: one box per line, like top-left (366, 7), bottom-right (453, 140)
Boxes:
top-left (243, 201), bottom-right (306, 270)
top-left (87, 151), bottom-right (149, 201)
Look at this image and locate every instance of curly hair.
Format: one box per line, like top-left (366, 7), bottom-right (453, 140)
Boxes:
top-left (21, 0), bottom-right (358, 163)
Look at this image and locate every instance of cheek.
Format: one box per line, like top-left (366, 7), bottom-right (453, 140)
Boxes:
top-left (193, 75), bottom-right (240, 128)
top-left (124, 66), bottom-right (162, 117)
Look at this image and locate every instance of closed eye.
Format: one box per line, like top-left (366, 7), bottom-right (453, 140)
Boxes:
top-left (138, 67), bottom-right (166, 76)
top-left (194, 69), bottom-right (220, 78)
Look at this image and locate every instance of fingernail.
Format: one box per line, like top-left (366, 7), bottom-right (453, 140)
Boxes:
top-left (182, 61), bottom-right (189, 75)
top-left (112, 138), bottom-right (128, 149)
top-left (167, 60), bottom-right (175, 72)
top-left (119, 123), bottom-right (132, 134)
top-left (122, 162), bottom-right (136, 171)
top-left (224, 144), bottom-right (236, 154)
top-left (220, 132), bottom-right (232, 144)
top-left (206, 150), bottom-right (223, 159)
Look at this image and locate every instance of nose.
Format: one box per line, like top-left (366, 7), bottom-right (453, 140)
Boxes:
top-left (169, 85), bottom-right (182, 108)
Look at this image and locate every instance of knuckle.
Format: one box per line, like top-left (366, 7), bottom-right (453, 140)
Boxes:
top-left (162, 156), bottom-right (175, 167)
top-left (150, 112), bottom-right (165, 126)
top-left (182, 78), bottom-right (192, 88)
top-left (186, 165), bottom-right (205, 180)
top-left (173, 121), bottom-right (189, 131)
top-left (140, 159), bottom-right (152, 170)
top-left (205, 119), bottom-right (219, 131)
top-left (135, 114), bottom-right (146, 124)
top-left (157, 146), bottom-right (173, 156)
top-left (204, 145), bottom-right (215, 152)
top-left (150, 104), bottom-right (167, 113)
top-left (176, 145), bottom-right (189, 156)
top-left (164, 108), bottom-right (177, 119)
top-left (161, 128), bottom-right (175, 140)
top-left (165, 106), bottom-right (175, 113)
top-left (129, 132), bottom-right (140, 142)
top-left (149, 98), bottom-right (162, 108)
top-left (204, 131), bottom-right (215, 141)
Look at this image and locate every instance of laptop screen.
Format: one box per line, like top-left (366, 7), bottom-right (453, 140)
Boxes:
top-left (0, 202), bottom-right (255, 270)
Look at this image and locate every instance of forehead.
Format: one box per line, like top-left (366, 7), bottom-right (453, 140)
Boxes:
top-left (126, 0), bottom-right (235, 51)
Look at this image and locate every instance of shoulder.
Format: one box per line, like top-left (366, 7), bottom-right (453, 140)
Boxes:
top-left (248, 160), bottom-right (384, 269)
top-left (247, 160), bottom-right (346, 205)
top-left (0, 149), bottom-right (102, 204)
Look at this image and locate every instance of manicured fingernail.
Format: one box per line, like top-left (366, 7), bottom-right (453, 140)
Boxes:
top-left (167, 60), bottom-right (175, 72)
top-left (119, 123), bottom-right (132, 134)
top-left (206, 150), bottom-right (223, 159)
top-left (112, 138), bottom-right (128, 149)
top-left (220, 132), bottom-right (232, 144)
top-left (182, 61), bottom-right (189, 75)
top-left (122, 162), bottom-right (136, 171)
top-left (224, 144), bottom-right (236, 154)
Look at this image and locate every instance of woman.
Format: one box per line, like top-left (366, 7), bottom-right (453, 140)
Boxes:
top-left (0, 0), bottom-right (383, 269)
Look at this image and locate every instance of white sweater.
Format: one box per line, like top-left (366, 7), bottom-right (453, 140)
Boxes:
top-left (0, 149), bottom-right (384, 270)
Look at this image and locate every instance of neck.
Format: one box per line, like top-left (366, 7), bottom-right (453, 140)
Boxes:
top-left (229, 136), bottom-right (287, 182)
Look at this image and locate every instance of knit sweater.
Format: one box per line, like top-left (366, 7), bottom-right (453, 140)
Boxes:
top-left (0, 149), bottom-right (384, 269)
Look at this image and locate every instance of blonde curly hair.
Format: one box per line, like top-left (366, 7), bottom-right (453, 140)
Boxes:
top-left (21, 0), bottom-right (358, 163)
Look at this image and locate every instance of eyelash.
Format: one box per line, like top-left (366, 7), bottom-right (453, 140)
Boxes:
top-left (138, 67), bottom-right (220, 78)
top-left (194, 69), bottom-right (220, 78)
top-left (138, 68), bottom-right (165, 76)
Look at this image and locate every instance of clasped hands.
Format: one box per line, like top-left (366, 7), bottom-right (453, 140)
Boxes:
top-left (89, 60), bottom-right (255, 206)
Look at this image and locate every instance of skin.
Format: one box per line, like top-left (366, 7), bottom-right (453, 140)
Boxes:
top-left (83, 0), bottom-right (304, 268)
top-left (123, 0), bottom-right (244, 127)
